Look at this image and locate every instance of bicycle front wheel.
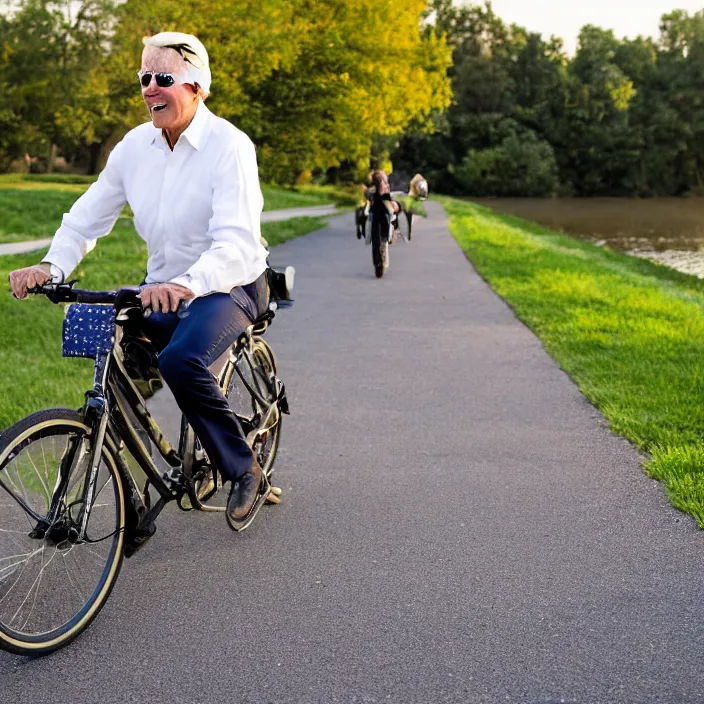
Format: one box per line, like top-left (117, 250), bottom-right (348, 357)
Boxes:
top-left (0, 409), bottom-right (125, 655)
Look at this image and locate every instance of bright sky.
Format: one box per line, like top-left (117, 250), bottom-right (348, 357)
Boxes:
top-left (485, 0), bottom-right (704, 54)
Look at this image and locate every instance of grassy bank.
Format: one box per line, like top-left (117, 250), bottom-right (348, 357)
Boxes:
top-left (441, 196), bottom-right (704, 527)
top-left (0, 215), bottom-right (327, 429)
top-left (0, 175), bottom-right (345, 242)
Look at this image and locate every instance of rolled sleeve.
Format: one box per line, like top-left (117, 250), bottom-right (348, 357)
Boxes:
top-left (44, 141), bottom-right (127, 278)
top-left (169, 136), bottom-right (266, 296)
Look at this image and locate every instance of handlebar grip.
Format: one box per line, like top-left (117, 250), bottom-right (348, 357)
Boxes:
top-left (26, 284), bottom-right (137, 306)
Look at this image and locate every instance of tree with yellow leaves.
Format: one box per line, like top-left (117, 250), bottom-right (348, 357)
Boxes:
top-left (107, 0), bottom-right (452, 182)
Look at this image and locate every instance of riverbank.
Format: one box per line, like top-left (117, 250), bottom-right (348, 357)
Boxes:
top-left (441, 196), bottom-right (704, 527)
top-left (471, 196), bottom-right (704, 279)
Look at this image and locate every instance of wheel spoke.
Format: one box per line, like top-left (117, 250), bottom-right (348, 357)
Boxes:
top-left (0, 548), bottom-right (42, 608)
top-left (27, 449), bottom-right (52, 506)
top-left (0, 416), bottom-right (124, 651)
top-left (224, 341), bottom-right (281, 479)
top-left (0, 475), bottom-right (44, 526)
top-left (0, 550), bottom-right (42, 589)
top-left (2, 461), bottom-right (36, 529)
top-left (18, 547), bottom-right (58, 631)
top-left (61, 549), bottom-right (86, 604)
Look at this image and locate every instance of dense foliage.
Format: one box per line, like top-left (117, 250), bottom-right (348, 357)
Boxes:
top-left (0, 0), bottom-right (451, 183)
top-left (4, 0), bottom-right (704, 195)
top-left (392, 1), bottom-right (704, 196)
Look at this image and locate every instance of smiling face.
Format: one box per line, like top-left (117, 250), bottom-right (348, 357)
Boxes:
top-left (140, 45), bottom-right (198, 132)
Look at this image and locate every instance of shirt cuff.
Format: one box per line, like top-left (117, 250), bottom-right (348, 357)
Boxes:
top-left (170, 275), bottom-right (205, 298)
top-left (41, 261), bottom-right (65, 284)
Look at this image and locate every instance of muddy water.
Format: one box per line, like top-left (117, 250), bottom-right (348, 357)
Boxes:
top-left (472, 197), bottom-right (704, 277)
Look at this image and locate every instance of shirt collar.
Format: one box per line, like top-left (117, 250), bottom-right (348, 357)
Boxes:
top-left (180, 99), bottom-right (210, 150)
top-left (149, 99), bottom-right (210, 151)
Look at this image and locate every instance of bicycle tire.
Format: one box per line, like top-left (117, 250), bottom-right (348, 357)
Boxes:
top-left (251, 340), bottom-right (282, 477)
top-left (0, 408), bottom-right (125, 656)
top-left (225, 340), bottom-right (281, 477)
top-left (256, 337), bottom-right (277, 375)
top-left (371, 217), bottom-right (385, 278)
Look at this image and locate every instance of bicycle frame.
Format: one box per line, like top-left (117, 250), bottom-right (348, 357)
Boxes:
top-left (73, 314), bottom-right (280, 537)
top-left (0, 278), bottom-right (293, 584)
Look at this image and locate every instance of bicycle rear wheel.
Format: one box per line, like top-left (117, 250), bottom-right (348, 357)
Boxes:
top-left (225, 339), bottom-right (281, 477)
top-left (371, 218), bottom-right (387, 278)
top-left (0, 409), bottom-right (125, 655)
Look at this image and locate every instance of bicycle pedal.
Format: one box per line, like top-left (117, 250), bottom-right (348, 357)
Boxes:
top-left (196, 473), bottom-right (222, 500)
top-left (266, 486), bottom-right (283, 504)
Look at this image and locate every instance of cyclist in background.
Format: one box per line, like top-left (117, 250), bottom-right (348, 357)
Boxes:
top-left (409, 173), bottom-right (429, 200)
top-left (368, 169), bottom-right (401, 236)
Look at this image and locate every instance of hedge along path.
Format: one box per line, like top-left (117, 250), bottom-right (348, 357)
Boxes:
top-left (441, 196), bottom-right (704, 527)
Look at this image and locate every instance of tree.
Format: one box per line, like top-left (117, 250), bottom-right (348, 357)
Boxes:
top-left (105, 0), bottom-right (452, 183)
top-left (1, 0), bottom-right (118, 172)
top-left (455, 123), bottom-right (559, 196)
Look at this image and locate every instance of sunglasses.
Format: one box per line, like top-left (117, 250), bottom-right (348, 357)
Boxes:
top-left (137, 71), bottom-right (188, 89)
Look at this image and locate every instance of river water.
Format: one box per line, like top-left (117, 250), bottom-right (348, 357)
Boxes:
top-left (472, 197), bottom-right (704, 278)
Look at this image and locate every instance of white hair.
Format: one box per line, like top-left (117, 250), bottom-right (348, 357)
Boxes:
top-left (143, 32), bottom-right (211, 98)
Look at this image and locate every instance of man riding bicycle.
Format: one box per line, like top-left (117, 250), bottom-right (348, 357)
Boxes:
top-left (8, 31), bottom-right (268, 531)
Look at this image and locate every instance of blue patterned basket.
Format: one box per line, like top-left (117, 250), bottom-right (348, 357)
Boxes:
top-left (62, 304), bottom-right (115, 358)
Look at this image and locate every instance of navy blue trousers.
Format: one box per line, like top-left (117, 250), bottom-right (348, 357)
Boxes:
top-left (142, 288), bottom-right (259, 482)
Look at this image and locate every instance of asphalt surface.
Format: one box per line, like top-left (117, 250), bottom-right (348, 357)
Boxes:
top-left (2, 203), bottom-right (703, 703)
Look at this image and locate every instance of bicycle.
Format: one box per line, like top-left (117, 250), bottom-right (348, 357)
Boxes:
top-left (0, 269), bottom-right (293, 656)
top-left (365, 203), bottom-right (412, 278)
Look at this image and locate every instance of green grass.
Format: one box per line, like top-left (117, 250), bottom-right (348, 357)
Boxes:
top-left (0, 189), bottom-right (92, 242)
top-left (1, 174), bottom-right (99, 185)
top-left (0, 215), bottom-right (328, 430)
top-left (0, 174), bottom-right (97, 185)
top-left (440, 195), bottom-right (704, 527)
top-left (293, 184), bottom-right (361, 207)
top-left (261, 185), bottom-right (335, 210)
top-left (262, 216), bottom-right (328, 247)
top-left (0, 178), bottom-right (345, 243)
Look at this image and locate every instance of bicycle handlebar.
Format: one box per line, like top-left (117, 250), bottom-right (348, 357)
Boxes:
top-left (27, 283), bottom-right (142, 307)
top-left (28, 274), bottom-right (294, 315)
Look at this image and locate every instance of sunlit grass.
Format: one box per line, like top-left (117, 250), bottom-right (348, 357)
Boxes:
top-left (0, 189), bottom-right (89, 242)
top-left (441, 196), bottom-right (704, 527)
top-left (0, 177), bottom-right (342, 243)
top-left (0, 215), bottom-right (327, 430)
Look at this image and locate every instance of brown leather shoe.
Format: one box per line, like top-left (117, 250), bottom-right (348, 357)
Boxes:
top-left (226, 459), bottom-right (263, 529)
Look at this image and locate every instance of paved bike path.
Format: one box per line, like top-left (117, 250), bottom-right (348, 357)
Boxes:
top-left (2, 202), bottom-right (703, 703)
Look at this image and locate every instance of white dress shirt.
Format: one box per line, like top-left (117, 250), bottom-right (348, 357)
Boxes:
top-left (45, 101), bottom-right (268, 297)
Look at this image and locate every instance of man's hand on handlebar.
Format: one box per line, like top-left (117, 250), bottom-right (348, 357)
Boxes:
top-left (138, 283), bottom-right (195, 314)
top-left (9, 264), bottom-right (52, 300)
